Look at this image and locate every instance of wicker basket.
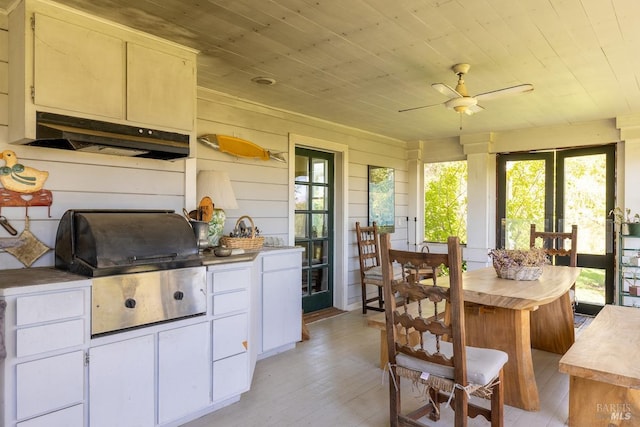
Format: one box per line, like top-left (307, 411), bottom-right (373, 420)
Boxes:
top-left (494, 265), bottom-right (543, 281)
top-left (220, 215), bottom-right (264, 250)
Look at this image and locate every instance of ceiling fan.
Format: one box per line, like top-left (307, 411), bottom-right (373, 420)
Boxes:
top-left (399, 63), bottom-right (534, 115)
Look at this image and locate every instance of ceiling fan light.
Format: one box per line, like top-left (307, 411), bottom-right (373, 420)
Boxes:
top-left (445, 97), bottom-right (477, 111)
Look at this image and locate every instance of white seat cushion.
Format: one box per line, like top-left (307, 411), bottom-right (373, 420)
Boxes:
top-left (396, 335), bottom-right (508, 386)
top-left (364, 264), bottom-right (403, 280)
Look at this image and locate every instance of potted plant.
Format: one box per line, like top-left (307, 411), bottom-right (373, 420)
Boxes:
top-left (489, 248), bottom-right (548, 281)
top-left (609, 207), bottom-right (640, 236)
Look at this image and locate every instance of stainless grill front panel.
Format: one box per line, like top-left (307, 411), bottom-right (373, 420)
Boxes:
top-left (91, 266), bottom-right (206, 336)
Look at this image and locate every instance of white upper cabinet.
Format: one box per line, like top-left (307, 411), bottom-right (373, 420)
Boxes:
top-left (8, 0), bottom-right (197, 143)
top-left (127, 43), bottom-right (195, 131)
top-left (33, 13), bottom-right (125, 120)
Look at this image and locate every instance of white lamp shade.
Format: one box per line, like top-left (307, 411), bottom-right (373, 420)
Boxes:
top-left (196, 170), bottom-right (239, 210)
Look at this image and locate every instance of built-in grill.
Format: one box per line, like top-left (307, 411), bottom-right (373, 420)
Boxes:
top-left (55, 210), bottom-right (207, 336)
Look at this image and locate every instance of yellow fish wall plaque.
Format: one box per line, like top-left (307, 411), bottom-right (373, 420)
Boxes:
top-left (198, 135), bottom-right (285, 163)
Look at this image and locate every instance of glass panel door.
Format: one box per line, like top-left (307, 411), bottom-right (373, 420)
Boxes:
top-left (295, 148), bottom-right (334, 313)
top-left (497, 145), bottom-right (615, 315)
top-left (557, 147), bottom-right (615, 313)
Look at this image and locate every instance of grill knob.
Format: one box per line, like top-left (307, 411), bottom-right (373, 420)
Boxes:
top-left (124, 298), bottom-right (136, 309)
top-left (174, 291), bottom-right (185, 301)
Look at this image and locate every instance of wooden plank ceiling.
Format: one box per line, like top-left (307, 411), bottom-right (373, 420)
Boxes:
top-left (2, 0), bottom-right (640, 142)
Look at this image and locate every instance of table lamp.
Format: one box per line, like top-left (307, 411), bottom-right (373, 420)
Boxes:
top-left (196, 170), bottom-right (239, 246)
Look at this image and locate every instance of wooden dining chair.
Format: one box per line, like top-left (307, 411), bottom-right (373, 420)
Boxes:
top-left (380, 233), bottom-right (507, 427)
top-left (530, 224), bottom-right (578, 304)
top-left (529, 224), bottom-right (578, 267)
top-left (355, 221), bottom-right (387, 313)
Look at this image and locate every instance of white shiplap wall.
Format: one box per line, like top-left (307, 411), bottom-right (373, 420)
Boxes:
top-left (196, 88), bottom-right (409, 309)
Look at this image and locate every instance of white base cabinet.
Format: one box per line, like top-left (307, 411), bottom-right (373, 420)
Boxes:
top-left (260, 250), bottom-right (303, 356)
top-left (89, 335), bottom-right (155, 427)
top-left (1, 249), bottom-right (303, 427)
top-left (158, 322), bottom-right (211, 424)
top-left (16, 405), bottom-right (84, 427)
top-left (209, 262), bottom-right (252, 404)
top-left (0, 279), bottom-right (91, 427)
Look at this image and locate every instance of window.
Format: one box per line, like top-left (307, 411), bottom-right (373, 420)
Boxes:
top-left (424, 161), bottom-right (467, 243)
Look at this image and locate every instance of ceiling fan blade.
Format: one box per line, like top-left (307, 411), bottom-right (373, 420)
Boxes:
top-left (432, 83), bottom-right (462, 99)
top-left (474, 84), bottom-right (534, 101)
top-left (465, 104), bottom-right (484, 115)
top-left (398, 102), bottom-right (442, 113)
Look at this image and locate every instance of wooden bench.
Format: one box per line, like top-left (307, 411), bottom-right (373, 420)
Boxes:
top-left (559, 305), bottom-right (640, 426)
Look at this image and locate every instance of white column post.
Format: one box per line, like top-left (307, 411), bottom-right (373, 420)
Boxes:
top-left (617, 114), bottom-right (640, 213)
top-left (460, 133), bottom-right (496, 270)
top-left (407, 141), bottom-right (423, 251)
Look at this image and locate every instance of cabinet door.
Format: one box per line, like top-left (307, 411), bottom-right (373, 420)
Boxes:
top-left (262, 269), bottom-right (302, 352)
top-left (17, 404), bottom-right (83, 427)
top-left (16, 351), bottom-right (84, 420)
top-left (34, 13), bottom-right (124, 118)
top-left (158, 322), bottom-right (211, 424)
top-left (213, 313), bottom-right (248, 360)
top-left (89, 335), bottom-right (154, 427)
top-left (213, 352), bottom-right (249, 402)
top-left (127, 43), bottom-right (194, 130)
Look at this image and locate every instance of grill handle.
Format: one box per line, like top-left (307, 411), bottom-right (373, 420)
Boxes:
top-left (128, 253), bottom-right (179, 263)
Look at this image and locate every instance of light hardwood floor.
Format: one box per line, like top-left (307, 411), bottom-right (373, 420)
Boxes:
top-left (184, 310), bottom-right (582, 427)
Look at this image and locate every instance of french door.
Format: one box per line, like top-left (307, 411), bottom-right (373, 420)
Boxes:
top-left (294, 148), bottom-right (334, 313)
top-left (497, 145), bottom-right (615, 315)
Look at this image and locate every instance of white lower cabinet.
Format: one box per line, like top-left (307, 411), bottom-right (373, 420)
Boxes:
top-left (213, 313), bottom-right (248, 360)
top-left (2, 282), bottom-right (90, 427)
top-left (17, 404), bottom-right (84, 427)
top-left (208, 262), bottom-right (252, 405)
top-left (16, 351), bottom-right (84, 420)
top-left (158, 322), bottom-right (211, 424)
top-left (2, 250), bottom-right (303, 426)
top-left (89, 335), bottom-right (155, 427)
top-left (212, 313), bottom-right (250, 402)
top-left (261, 251), bottom-right (303, 354)
top-left (213, 352), bottom-right (249, 402)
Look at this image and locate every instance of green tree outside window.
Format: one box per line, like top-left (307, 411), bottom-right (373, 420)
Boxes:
top-left (424, 161), bottom-right (467, 243)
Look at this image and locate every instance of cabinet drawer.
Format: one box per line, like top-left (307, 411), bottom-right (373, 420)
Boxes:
top-left (212, 313), bottom-right (248, 360)
top-left (211, 268), bottom-right (251, 293)
top-left (212, 290), bottom-right (248, 316)
top-left (16, 351), bottom-right (84, 420)
top-left (16, 290), bottom-right (85, 326)
top-left (213, 352), bottom-right (249, 402)
top-left (263, 252), bottom-right (301, 272)
top-left (17, 404), bottom-right (84, 427)
top-left (17, 319), bottom-right (85, 357)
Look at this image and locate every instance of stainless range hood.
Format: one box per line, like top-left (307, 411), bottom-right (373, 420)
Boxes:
top-left (27, 112), bottom-right (190, 160)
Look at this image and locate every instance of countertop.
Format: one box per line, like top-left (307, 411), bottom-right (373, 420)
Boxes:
top-left (0, 267), bottom-right (91, 296)
top-left (0, 246), bottom-right (303, 295)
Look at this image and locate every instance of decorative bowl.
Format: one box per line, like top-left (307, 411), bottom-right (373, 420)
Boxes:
top-left (213, 246), bottom-right (232, 257)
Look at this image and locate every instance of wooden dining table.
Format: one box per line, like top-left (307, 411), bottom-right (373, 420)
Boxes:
top-left (366, 264), bottom-right (581, 412)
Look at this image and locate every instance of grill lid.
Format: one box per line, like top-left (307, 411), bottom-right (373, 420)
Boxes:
top-left (55, 210), bottom-right (200, 277)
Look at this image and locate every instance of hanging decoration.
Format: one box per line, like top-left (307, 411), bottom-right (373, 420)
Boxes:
top-left (4, 216), bottom-right (51, 267)
top-left (0, 150), bottom-right (53, 266)
top-left (198, 134), bottom-right (286, 163)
